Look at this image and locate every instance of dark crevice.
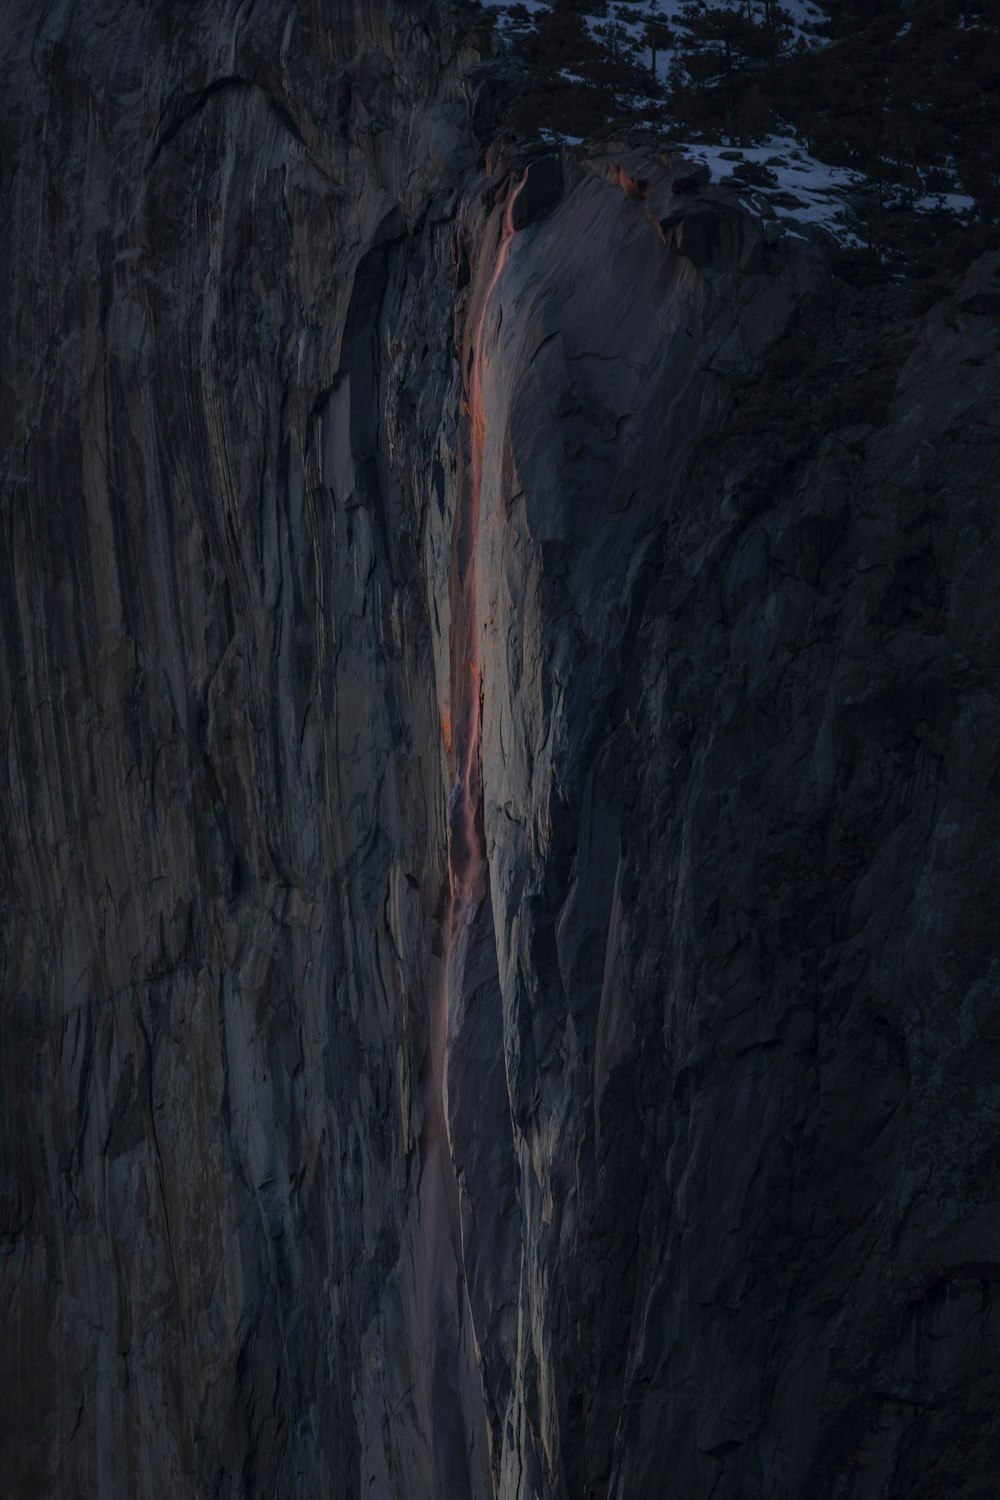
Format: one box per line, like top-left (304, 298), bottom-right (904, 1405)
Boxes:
top-left (147, 74), bottom-right (309, 172)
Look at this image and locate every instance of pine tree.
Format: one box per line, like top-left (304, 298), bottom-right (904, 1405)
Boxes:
top-left (589, 6), bottom-right (649, 114)
top-left (511, 0), bottom-right (604, 138)
top-left (671, 0), bottom-right (775, 139)
top-left (642, 0), bottom-right (674, 84)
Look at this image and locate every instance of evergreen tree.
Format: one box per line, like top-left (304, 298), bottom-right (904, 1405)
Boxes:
top-left (638, 0), bottom-right (674, 85)
top-left (591, 9), bottom-right (647, 111)
top-left (510, 0), bottom-right (604, 137)
top-left (671, 0), bottom-right (790, 139)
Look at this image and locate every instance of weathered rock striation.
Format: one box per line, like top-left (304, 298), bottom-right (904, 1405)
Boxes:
top-left (3, 3), bottom-right (1000, 1498)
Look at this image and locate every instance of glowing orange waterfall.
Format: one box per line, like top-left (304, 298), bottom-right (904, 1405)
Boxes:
top-left (423, 173), bottom-right (526, 1166)
top-left (409, 175), bottom-right (526, 1492)
top-left (447, 173), bottom-right (525, 968)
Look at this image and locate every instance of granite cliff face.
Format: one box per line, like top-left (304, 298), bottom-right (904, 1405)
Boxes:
top-left (3, 4), bottom-right (1000, 1498)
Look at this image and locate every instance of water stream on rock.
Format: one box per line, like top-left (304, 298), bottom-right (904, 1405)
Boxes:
top-left (413, 173), bottom-right (526, 1494)
top-left (447, 172), bottom-right (527, 1028)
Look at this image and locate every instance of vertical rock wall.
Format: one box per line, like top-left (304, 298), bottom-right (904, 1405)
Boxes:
top-left (0, 2), bottom-right (487, 1492)
top-left (456, 149), bottom-right (1000, 1497)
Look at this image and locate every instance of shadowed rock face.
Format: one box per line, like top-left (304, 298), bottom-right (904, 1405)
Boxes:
top-left (4, 4), bottom-right (1000, 1499)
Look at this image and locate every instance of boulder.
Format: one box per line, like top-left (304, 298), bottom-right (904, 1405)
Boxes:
top-left (670, 158), bottom-right (711, 193)
top-left (510, 152), bottom-right (564, 229)
top-left (770, 189), bottom-right (807, 209)
top-left (957, 290), bottom-right (1000, 317)
top-left (467, 60), bottom-right (527, 146)
top-left (658, 202), bottom-right (765, 272)
top-left (733, 159), bottom-right (779, 188)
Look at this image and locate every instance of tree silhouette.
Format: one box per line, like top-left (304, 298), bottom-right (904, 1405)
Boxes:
top-left (670, 0), bottom-right (792, 139)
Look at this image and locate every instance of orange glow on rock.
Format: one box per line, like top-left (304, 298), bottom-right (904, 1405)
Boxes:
top-left (412, 178), bottom-right (528, 1444)
top-left (609, 162), bottom-right (650, 200)
top-left (418, 173), bottom-right (528, 1293)
top-left (438, 169), bottom-right (526, 1066)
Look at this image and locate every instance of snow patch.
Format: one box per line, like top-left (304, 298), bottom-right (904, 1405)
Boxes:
top-left (668, 135), bottom-right (975, 245)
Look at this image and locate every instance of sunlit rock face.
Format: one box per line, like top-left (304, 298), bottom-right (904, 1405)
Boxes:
top-left (4, 4), bottom-right (1000, 1499)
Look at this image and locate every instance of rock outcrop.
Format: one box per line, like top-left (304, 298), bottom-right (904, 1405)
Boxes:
top-left (3, 3), bottom-right (1000, 1498)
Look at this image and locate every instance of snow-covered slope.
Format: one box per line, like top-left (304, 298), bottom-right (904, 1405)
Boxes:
top-left (477, 1), bottom-right (978, 247)
top-left (672, 135), bottom-right (975, 247)
top-left (482, 0), bottom-right (830, 88)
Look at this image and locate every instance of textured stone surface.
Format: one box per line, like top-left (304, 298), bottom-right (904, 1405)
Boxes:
top-left (3, 3), bottom-right (1000, 1498)
top-left (0, 3), bottom-right (487, 1493)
